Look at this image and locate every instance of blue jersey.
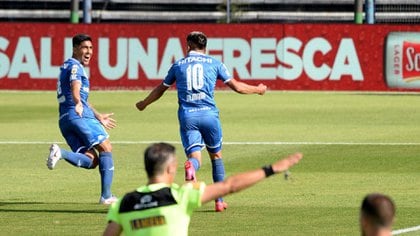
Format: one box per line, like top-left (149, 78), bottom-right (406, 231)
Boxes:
top-left (57, 58), bottom-right (95, 120)
top-left (163, 51), bottom-right (232, 118)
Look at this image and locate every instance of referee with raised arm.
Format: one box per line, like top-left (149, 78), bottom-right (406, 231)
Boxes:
top-left (103, 142), bottom-right (302, 236)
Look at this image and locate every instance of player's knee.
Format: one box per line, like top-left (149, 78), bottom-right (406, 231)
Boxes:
top-left (209, 150), bottom-right (222, 160)
top-left (103, 142), bottom-right (112, 152)
top-left (104, 145), bottom-right (112, 152)
top-left (97, 141), bottom-right (112, 152)
top-left (89, 158), bottom-right (99, 169)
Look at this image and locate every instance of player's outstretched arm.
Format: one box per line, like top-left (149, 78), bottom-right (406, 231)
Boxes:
top-left (136, 83), bottom-right (169, 111)
top-left (201, 153), bottom-right (302, 204)
top-left (226, 78), bottom-right (267, 95)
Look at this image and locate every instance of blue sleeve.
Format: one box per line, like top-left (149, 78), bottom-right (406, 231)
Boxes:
top-left (69, 64), bottom-right (83, 83)
top-left (163, 63), bottom-right (177, 87)
top-left (217, 62), bottom-right (232, 83)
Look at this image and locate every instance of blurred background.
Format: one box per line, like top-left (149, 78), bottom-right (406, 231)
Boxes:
top-left (1, 0), bottom-right (419, 24)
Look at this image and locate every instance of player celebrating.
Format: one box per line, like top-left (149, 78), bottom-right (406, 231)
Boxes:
top-left (103, 143), bottom-right (302, 236)
top-left (135, 31), bottom-right (267, 212)
top-left (47, 34), bottom-right (117, 205)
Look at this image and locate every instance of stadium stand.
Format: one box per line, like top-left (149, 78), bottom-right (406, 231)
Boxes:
top-left (0, 0), bottom-right (419, 23)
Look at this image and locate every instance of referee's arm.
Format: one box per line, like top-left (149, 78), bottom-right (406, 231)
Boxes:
top-left (103, 222), bottom-right (121, 236)
top-left (200, 153), bottom-right (302, 204)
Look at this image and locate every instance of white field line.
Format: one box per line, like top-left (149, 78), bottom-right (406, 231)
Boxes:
top-left (2, 90), bottom-right (420, 95)
top-left (1, 141), bottom-right (420, 145)
top-left (392, 225), bottom-right (420, 235)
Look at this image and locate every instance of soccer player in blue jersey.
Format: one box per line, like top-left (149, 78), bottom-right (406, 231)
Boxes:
top-left (47, 34), bottom-right (117, 205)
top-left (135, 31), bottom-right (267, 212)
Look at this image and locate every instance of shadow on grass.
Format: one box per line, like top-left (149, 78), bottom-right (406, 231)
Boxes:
top-left (0, 201), bottom-right (108, 214)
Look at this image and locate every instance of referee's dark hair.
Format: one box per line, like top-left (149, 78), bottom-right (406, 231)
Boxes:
top-left (361, 193), bottom-right (395, 228)
top-left (187, 31), bottom-right (207, 50)
top-left (144, 143), bottom-right (176, 178)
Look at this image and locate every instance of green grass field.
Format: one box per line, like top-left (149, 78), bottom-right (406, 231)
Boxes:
top-left (0, 90), bottom-right (419, 236)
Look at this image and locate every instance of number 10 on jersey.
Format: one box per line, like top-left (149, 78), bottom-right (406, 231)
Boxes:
top-left (186, 64), bottom-right (204, 91)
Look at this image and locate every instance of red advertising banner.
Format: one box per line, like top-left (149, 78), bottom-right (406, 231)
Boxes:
top-left (1, 23), bottom-right (420, 91)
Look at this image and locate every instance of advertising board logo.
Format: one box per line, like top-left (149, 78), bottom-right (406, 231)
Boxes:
top-left (385, 32), bottom-right (420, 88)
top-left (402, 41), bottom-right (420, 81)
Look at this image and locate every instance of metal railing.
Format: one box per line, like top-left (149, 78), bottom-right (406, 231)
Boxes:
top-left (0, 0), bottom-right (419, 23)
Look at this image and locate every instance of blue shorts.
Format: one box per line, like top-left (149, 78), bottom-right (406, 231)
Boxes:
top-left (59, 116), bottom-right (109, 153)
top-left (179, 114), bottom-right (222, 155)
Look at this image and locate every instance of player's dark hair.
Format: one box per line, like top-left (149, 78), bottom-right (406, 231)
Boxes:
top-left (72, 34), bottom-right (92, 47)
top-left (187, 31), bottom-right (207, 50)
top-left (144, 143), bottom-right (176, 178)
top-left (361, 193), bottom-right (395, 228)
